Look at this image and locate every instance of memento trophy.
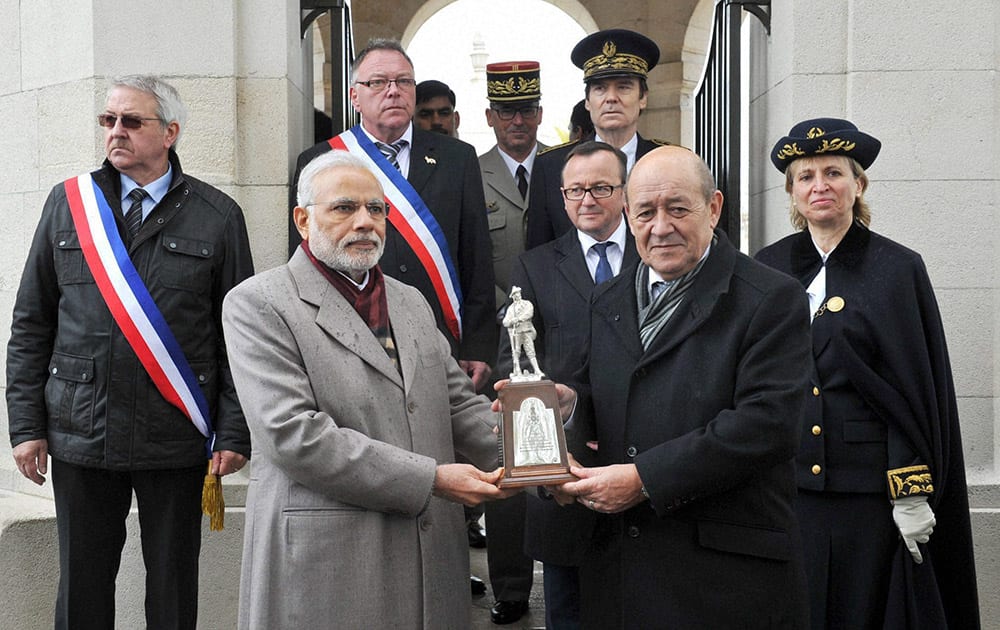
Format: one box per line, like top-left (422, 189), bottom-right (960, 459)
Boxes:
top-left (496, 287), bottom-right (574, 488)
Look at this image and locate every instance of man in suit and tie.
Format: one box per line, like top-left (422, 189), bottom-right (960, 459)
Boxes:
top-left (224, 150), bottom-right (511, 629)
top-left (551, 146), bottom-right (811, 627)
top-left (498, 141), bottom-right (637, 629)
top-left (477, 60), bottom-right (547, 625)
top-left (414, 79), bottom-right (461, 137)
top-left (526, 29), bottom-right (670, 249)
top-left (294, 38), bottom-right (496, 394)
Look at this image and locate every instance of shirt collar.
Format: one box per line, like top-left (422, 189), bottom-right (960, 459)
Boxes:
top-left (121, 164), bottom-right (172, 207)
top-left (497, 145), bottom-right (538, 180)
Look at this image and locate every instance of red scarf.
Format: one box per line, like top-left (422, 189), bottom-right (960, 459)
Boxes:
top-left (301, 241), bottom-right (392, 343)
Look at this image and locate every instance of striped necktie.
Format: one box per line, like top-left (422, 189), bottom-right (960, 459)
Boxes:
top-left (375, 140), bottom-right (407, 170)
top-left (124, 188), bottom-right (148, 241)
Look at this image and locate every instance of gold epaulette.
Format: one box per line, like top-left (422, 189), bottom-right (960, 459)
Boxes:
top-left (537, 140), bottom-right (579, 156)
top-left (887, 465), bottom-right (934, 500)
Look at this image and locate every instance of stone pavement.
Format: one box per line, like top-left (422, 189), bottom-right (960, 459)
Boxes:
top-left (469, 545), bottom-right (547, 630)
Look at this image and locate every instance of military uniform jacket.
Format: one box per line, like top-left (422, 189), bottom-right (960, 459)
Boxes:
top-left (755, 221), bottom-right (980, 629)
top-left (6, 152), bottom-right (254, 468)
top-left (572, 230), bottom-right (811, 628)
top-left (479, 142), bottom-right (547, 309)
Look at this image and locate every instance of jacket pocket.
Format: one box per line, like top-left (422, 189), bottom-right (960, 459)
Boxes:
top-left (53, 231), bottom-right (94, 285)
top-left (44, 352), bottom-right (96, 436)
top-left (697, 519), bottom-right (791, 561)
top-left (487, 206), bottom-right (508, 262)
top-left (147, 359), bottom-right (217, 442)
top-left (160, 234), bottom-right (214, 294)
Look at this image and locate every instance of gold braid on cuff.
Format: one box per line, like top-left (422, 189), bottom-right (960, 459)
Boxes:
top-left (887, 464), bottom-right (934, 500)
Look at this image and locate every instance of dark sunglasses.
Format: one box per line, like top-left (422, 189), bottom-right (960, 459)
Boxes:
top-left (97, 114), bottom-right (162, 130)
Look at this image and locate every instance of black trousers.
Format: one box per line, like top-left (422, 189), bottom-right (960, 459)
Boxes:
top-left (485, 492), bottom-right (534, 601)
top-left (51, 458), bottom-right (205, 630)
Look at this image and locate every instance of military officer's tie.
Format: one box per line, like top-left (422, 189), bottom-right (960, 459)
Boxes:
top-left (375, 140), bottom-right (407, 170)
top-left (592, 242), bottom-right (613, 285)
top-left (124, 188), bottom-right (148, 241)
top-left (516, 164), bottom-right (529, 200)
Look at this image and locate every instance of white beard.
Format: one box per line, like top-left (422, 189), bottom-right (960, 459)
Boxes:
top-left (308, 224), bottom-right (384, 276)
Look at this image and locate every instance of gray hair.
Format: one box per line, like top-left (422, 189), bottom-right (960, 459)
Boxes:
top-left (350, 38), bottom-right (414, 84)
top-left (296, 151), bottom-right (378, 209)
top-left (107, 75), bottom-right (188, 148)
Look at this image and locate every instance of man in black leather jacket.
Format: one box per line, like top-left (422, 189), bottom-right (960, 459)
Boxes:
top-left (7, 75), bottom-right (254, 630)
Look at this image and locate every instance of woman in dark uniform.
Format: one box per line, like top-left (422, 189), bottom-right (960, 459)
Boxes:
top-left (755, 118), bottom-right (980, 629)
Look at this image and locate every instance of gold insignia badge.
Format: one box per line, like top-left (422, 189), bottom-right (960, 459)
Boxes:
top-left (424, 156), bottom-right (436, 165)
top-left (807, 127), bottom-right (826, 139)
top-left (826, 296), bottom-right (845, 312)
top-left (602, 41), bottom-right (617, 59)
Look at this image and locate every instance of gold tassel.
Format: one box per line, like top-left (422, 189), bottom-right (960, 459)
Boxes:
top-left (201, 461), bottom-right (225, 531)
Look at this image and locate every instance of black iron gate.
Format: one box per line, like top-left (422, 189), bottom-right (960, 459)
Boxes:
top-left (693, 0), bottom-right (770, 246)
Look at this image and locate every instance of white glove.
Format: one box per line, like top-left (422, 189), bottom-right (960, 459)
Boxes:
top-left (892, 495), bottom-right (935, 564)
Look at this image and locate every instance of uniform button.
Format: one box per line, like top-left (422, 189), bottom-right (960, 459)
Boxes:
top-left (613, 314), bottom-right (621, 321)
top-left (811, 464), bottom-right (822, 475)
top-left (419, 518), bottom-right (430, 531)
top-left (811, 425), bottom-right (822, 436)
top-left (201, 248), bottom-right (209, 255)
top-left (626, 446), bottom-right (637, 458)
top-left (51, 367), bottom-right (58, 375)
top-left (627, 525), bottom-right (640, 538)
top-left (407, 402), bottom-right (416, 413)
top-left (81, 372), bottom-right (88, 380)
top-left (157, 218), bottom-right (164, 224)
top-left (400, 265), bottom-right (408, 273)
top-left (169, 242), bottom-right (177, 249)
top-left (812, 387), bottom-right (820, 396)
top-left (175, 202), bottom-right (181, 208)
top-left (198, 374), bottom-right (207, 383)
top-left (58, 240), bottom-right (67, 246)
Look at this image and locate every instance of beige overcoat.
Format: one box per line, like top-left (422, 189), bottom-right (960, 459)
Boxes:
top-left (222, 249), bottom-right (498, 629)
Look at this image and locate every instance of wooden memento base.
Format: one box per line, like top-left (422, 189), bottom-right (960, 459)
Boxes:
top-left (497, 379), bottom-right (574, 489)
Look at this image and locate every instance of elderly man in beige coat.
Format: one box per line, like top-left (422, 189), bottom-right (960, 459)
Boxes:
top-left (222, 150), bottom-right (508, 629)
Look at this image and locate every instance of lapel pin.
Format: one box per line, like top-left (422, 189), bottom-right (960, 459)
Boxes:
top-left (425, 156), bottom-right (436, 165)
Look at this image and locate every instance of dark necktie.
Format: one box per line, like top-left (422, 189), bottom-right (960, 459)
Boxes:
top-left (592, 242), bottom-right (613, 285)
top-left (375, 140), bottom-right (407, 170)
top-left (124, 188), bottom-right (148, 240)
top-left (515, 164), bottom-right (528, 200)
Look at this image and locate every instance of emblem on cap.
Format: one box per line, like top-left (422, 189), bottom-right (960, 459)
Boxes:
top-left (486, 61), bottom-right (542, 103)
top-left (571, 29), bottom-right (660, 82)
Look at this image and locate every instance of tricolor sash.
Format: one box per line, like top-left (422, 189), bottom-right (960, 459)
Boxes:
top-left (328, 126), bottom-right (463, 341)
top-left (63, 174), bottom-right (214, 451)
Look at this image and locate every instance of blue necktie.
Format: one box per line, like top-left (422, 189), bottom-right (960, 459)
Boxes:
top-left (592, 242), bottom-right (613, 285)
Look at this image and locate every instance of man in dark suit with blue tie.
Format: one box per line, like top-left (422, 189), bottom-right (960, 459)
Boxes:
top-left (497, 141), bottom-right (637, 628)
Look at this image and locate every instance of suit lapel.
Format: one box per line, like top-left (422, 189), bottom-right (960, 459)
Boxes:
top-left (554, 230), bottom-right (597, 302)
top-left (481, 147), bottom-right (525, 210)
top-left (290, 252), bottom-right (404, 388)
top-left (591, 262), bottom-right (644, 363)
top-left (407, 130), bottom-right (436, 193)
top-left (383, 283), bottom-right (421, 394)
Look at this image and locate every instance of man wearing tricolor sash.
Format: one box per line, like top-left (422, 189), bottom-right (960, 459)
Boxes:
top-left (7, 75), bottom-right (254, 630)
top-left (293, 38), bottom-right (497, 394)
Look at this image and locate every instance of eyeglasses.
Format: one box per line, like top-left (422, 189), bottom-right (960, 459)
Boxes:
top-left (561, 184), bottom-right (622, 201)
top-left (491, 105), bottom-right (540, 121)
top-left (306, 200), bottom-right (389, 220)
top-left (97, 114), bottom-right (162, 130)
top-left (355, 77), bottom-right (417, 93)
